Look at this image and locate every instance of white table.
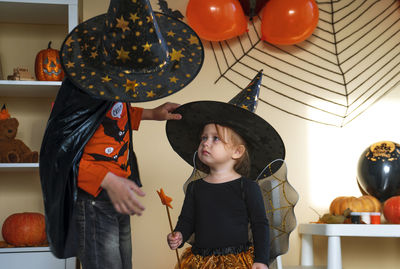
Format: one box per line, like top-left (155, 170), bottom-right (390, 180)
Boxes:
top-left (298, 223), bottom-right (400, 269)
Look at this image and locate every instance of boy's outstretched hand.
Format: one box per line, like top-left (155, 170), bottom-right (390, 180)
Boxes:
top-left (142, 102), bottom-right (182, 121)
top-left (167, 231), bottom-right (183, 250)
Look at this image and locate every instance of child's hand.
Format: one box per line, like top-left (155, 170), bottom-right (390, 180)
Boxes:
top-left (101, 172), bottom-right (146, 215)
top-left (252, 262), bottom-right (268, 269)
top-left (167, 231), bottom-right (183, 250)
top-left (142, 102), bottom-right (182, 121)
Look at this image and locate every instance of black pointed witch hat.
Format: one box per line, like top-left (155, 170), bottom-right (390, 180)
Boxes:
top-left (60, 0), bottom-right (204, 102)
top-left (166, 70), bottom-right (285, 179)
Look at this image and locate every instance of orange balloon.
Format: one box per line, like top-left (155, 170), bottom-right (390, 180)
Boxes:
top-left (186, 0), bottom-right (248, 41)
top-left (261, 0), bottom-right (319, 45)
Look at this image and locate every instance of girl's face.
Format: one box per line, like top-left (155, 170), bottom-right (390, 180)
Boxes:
top-left (198, 124), bottom-right (237, 170)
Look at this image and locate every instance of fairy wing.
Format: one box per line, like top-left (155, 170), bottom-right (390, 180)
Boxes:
top-left (256, 159), bottom-right (299, 267)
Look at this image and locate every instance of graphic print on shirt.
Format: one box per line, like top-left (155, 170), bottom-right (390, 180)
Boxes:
top-left (111, 102), bottom-right (123, 118)
top-left (88, 142), bottom-right (128, 163)
top-left (101, 116), bottom-right (128, 142)
top-left (88, 102), bottom-right (130, 169)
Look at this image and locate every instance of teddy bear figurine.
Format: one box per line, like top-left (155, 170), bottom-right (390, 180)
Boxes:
top-left (0, 105), bottom-right (38, 163)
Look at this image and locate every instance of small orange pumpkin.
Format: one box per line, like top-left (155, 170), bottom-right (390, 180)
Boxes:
top-left (35, 41), bottom-right (65, 81)
top-left (1, 212), bottom-right (47, 246)
top-left (329, 195), bottom-right (381, 215)
top-left (383, 196), bottom-right (400, 224)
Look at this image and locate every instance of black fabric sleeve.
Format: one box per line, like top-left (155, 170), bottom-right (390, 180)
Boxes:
top-left (245, 180), bottom-right (270, 265)
top-left (174, 181), bottom-right (195, 246)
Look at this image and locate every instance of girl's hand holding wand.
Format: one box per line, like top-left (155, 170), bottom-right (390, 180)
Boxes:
top-left (167, 231), bottom-right (182, 250)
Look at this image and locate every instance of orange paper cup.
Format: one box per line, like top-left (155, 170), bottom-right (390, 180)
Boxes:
top-left (370, 212), bottom-right (381, 224)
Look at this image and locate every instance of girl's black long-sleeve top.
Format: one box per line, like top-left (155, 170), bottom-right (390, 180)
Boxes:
top-left (174, 177), bottom-right (270, 265)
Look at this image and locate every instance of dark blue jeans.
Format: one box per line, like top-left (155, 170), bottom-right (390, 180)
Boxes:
top-left (76, 190), bottom-right (132, 269)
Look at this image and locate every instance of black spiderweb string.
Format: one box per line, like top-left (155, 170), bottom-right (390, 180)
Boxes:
top-left (210, 0), bottom-right (400, 127)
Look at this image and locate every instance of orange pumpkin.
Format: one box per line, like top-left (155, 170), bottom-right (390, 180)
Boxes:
top-left (1, 212), bottom-right (47, 246)
top-left (35, 41), bottom-right (65, 81)
top-left (383, 196), bottom-right (400, 224)
top-left (329, 195), bottom-right (381, 215)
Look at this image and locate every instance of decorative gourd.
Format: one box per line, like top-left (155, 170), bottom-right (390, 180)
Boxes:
top-left (383, 196), bottom-right (400, 224)
top-left (329, 195), bottom-right (381, 216)
top-left (35, 41), bottom-right (65, 81)
top-left (1, 212), bottom-right (46, 246)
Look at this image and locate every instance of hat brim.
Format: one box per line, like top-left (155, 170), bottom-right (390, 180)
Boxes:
top-left (61, 12), bottom-right (204, 102)
top-left (166, 101), bottom-right (285, 179)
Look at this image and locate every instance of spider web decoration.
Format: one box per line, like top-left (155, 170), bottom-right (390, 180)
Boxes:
top-left (210, 0), bottom-right (400, 127)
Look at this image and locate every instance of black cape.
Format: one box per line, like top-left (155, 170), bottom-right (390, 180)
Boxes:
top-left (40, 78), bottom-right (112, 258)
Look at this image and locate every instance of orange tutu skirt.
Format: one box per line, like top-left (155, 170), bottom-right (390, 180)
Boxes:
top-left (175, 246), bottom-right (254, 269)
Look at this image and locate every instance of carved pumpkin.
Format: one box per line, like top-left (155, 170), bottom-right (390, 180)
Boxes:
top-left (1, 212), bottom-right (46, 246)
top-left (35, 41), bottom-right (65, 81)
top-left (383, 196), bottom-right (400, 224)
top-left (329, 195), bottom-right (381, 216)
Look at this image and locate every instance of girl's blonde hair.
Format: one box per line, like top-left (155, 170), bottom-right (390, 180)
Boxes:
top-left (198, 123), bottom-right (251, 177)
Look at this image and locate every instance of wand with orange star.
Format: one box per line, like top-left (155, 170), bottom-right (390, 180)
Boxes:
top-left (157, 188), bottom-right (181, 268)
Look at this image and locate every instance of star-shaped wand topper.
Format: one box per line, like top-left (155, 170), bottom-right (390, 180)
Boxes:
top-left (157, 188), bottom-right (173, 209)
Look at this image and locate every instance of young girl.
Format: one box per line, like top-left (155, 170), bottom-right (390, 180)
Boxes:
top-left (165, 70), bottom-right (285, 269)
top-left (169, 123), bottom-right (269, 268)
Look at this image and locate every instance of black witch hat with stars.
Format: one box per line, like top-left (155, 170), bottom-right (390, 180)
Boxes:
top-left (60, 0), bottom-right (204, 102)
top-left (166, 70), bottom-right (285, 180)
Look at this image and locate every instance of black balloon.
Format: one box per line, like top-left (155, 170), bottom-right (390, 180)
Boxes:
top-left (357, 141), bottom-right (400, 202)
top-left (239, 0), bottom-right (268, 19)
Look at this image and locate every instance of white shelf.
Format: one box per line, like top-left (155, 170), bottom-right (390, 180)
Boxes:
top-left (0, 246), bottom-right (49, 253)
top-left (0, 80), bottom-right (60, 97)
top-left (0, 163), bottom-right (39, 172)
top-left (0, 246), bottom-right (76, 269)
top-left (0, 0), bottom-right (78, 32)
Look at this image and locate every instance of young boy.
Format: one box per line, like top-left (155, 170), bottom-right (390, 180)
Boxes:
top-left (39, 0), bottom-right (204, 268)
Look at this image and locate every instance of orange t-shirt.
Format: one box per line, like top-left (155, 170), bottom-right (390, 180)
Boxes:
top-left (77, 102), bottom-right (143, 197)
